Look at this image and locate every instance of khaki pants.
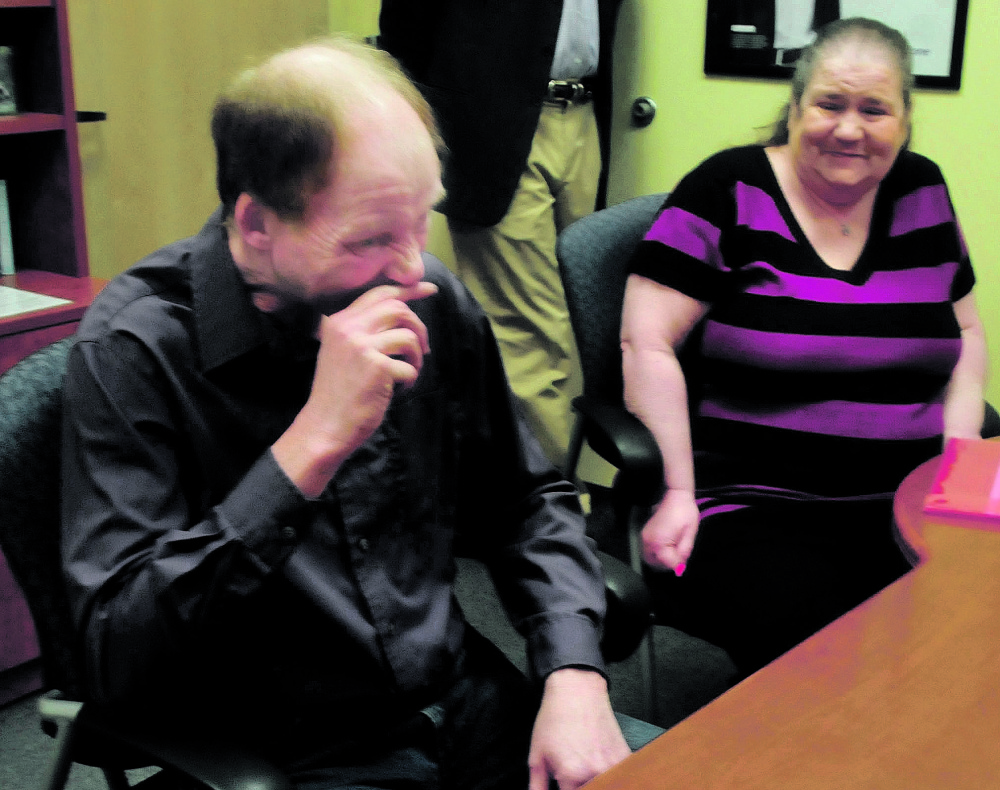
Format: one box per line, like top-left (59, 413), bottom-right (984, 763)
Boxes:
top-left (448, 101), bottom-right (601, 469)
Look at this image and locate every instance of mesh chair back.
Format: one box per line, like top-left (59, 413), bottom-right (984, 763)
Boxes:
top-left (557, 193), bottom-right (667, 405)
top-left (0, 338), bottom-right (83, 697)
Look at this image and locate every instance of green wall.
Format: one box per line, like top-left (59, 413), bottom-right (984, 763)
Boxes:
top-left (329, 2), bottom-right (377, 39)
top-left (332, 1), bottom-right (998, 404)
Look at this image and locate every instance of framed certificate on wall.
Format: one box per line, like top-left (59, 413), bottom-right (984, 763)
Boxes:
top-left (704, 0), bottom-right (969, 90)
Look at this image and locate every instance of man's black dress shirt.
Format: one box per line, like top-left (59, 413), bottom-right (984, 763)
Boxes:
top-left (60, 210), bottom-right (606, 757)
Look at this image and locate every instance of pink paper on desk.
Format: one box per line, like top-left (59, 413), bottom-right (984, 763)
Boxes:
top-left (924, 438), bottom-right (1000, 520)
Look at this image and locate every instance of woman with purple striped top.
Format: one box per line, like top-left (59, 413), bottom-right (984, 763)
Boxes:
top-left (620, 18), bottom-right (988, 677)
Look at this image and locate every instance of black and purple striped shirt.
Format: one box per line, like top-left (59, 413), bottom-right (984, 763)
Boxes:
top-left (630, 146), bottom-right (974, 499)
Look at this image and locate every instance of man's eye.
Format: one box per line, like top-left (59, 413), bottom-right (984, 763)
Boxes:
top-left (351, 234), bottom-right (393, 251)
top-left (862, 106), bottom-right (888, 116)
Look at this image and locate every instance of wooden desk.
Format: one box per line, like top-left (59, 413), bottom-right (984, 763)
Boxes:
top-left (586, 457), bottom-right (1000, 789)
top-left (0, 271), bottom-right (106, 374)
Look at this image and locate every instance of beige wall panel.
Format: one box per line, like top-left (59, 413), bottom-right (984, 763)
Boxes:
top-left (68, 1), bottom-right (328, 279)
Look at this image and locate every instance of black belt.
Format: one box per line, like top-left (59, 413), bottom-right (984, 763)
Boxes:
top-left (543, 78), bottom-right (594, 106)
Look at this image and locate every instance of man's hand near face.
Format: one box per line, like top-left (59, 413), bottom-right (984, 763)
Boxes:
top-left (272, 281), bottom-right (438, 497)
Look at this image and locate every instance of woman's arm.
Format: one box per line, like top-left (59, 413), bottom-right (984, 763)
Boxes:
top-left (942, 290), bottom-right (989, 443)
top-left (620, 274), bottom-right (709, 573)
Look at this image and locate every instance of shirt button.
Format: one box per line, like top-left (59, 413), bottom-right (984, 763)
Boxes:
top-left (279, 526), bottom-right (298, 543)
top-left (358, 537), bottom-right (371, 553)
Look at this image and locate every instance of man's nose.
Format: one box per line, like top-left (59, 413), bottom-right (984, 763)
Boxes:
top-left (386, 237), bottom-right (425, 286)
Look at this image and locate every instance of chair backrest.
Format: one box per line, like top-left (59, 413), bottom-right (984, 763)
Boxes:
top-left (557, 193), bottom-right (668, 405)
top-left (0, 338), bottom-right (82, 697)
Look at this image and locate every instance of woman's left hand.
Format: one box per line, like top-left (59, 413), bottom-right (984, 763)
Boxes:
top-left (642, 488), bottom-right (700, 574)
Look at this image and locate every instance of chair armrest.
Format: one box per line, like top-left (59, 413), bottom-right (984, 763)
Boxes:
top-left (73, 700), bottom-right (292, 790)
top-left (597, 551), bottom-right (653, 663)
top-left (572, 396), bottom-right (663, 503)
top-left (982, 401), bottom-right (1000, 439)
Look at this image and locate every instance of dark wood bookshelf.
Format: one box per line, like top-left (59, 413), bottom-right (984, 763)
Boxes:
top-left (0, 0), bottom-right (102, 706)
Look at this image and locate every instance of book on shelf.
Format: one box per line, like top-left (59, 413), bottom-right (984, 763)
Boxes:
top-left (0, 46), bottom-right (16, 116)
top-left (0, 179), bottom-right (14, 276)
top-left (923, 437), bottom-right (1000, 521)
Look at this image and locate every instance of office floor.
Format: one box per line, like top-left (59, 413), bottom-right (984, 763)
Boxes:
top-left (0, 692), bottom-right (145, 790)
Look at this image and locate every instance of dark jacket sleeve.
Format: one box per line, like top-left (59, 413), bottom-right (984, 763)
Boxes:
top-left (378, 0), bottom-right (570, 227)
top-left (378, 0), bottom-right (446, 82)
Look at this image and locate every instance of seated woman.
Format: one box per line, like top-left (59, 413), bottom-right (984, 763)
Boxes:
top-left (621, 17), bottom-right (988, 677)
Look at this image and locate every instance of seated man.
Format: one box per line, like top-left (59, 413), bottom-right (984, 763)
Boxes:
top-left (60, 36), bottom-right (659, 790)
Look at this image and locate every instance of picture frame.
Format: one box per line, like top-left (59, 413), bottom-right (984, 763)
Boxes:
top-left (0, 45), bottom-right (17, 115)
top-left (704, 0), bottom-right (969, 90)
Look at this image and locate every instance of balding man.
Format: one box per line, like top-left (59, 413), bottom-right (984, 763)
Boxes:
top-left (60, 37), bottom-right (658, 790)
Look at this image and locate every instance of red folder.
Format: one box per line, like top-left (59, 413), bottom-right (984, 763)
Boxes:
top-left (924, 438), bottom-right (1000, 520)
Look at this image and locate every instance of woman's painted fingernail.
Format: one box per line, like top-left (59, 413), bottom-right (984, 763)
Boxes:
top-left (675, 562), bottom-right (686, 577)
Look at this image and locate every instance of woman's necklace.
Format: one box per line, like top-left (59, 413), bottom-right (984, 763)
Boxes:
top-left (766, 147), bottom-right (871, 242)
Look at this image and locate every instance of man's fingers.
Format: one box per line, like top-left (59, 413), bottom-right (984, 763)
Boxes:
top-left (399, 280), bottom-right (439, 302)
top-left (351, 280), bottom-right (439, 309)
top-left (378, 327), bottom-right (428, 379)
top-left (342, 289), bottom-right (435, 354)
top-left (380, 302), bottom-right (432, 354)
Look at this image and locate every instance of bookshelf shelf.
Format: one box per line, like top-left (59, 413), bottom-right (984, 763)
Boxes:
top-left (0, 111), bottom-right (64, 134)
top-left (0, 1), bottom-right (53, 9)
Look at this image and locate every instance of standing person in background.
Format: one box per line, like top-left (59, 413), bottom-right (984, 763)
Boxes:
top-left (379, 0), bottom-right (624, 469)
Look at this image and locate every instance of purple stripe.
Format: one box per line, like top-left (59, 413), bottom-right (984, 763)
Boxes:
top-left (645, 206), bottom-right (727, 271)
top-left (742, 261), bottom-right (959, 304)
top-left (698, 503), bottom-right (749, 519)
top-left (734, 182), bottom-right (795, 241)
top-left (699, 398), bottom-right (944, 440)
top-left (890, 184), bottom-right (954, 238)
top-left (702, 323), bottom-right (961, 371)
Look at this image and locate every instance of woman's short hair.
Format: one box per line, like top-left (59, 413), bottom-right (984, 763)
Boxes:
top-left (763, 17), bottom-right (914, 146)
top-left (212, 35), bottom-right (444, 222)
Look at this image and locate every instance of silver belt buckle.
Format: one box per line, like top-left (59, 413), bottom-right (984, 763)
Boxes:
top-left (547, 79), bottom-right (586, 103)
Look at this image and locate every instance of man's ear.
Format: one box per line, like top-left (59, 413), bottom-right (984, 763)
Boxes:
top-left (232, 193), bottom-right (273, 252)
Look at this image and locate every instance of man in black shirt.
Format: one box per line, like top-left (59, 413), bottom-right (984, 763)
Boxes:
top-left (61, 36), bottom-right (657, 790)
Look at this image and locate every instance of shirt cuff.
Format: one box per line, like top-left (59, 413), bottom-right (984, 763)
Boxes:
top-left (215, 450), bottom-right (317, 568)
top-left (525, 612), bottom-right (607, 681)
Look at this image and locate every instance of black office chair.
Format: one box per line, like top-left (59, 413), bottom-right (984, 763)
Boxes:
top-left (0, 338), bottom-right (293, 790)
top-left (0, 338), bottom-right (651, 789)
top-left (559, 194), bottom-right (668, 568)
top-left (984, 403), bottom-right (1000, 439)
